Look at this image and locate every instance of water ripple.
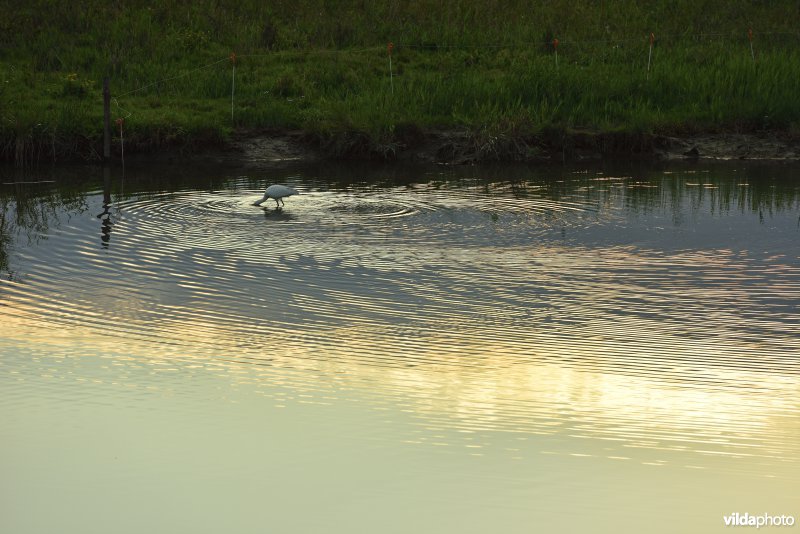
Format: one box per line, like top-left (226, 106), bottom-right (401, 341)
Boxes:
top-left (1, 169), bottom-right (799, 475)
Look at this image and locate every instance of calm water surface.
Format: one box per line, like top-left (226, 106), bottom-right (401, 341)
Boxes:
top-left (1, 161), bottom-right (799, 533)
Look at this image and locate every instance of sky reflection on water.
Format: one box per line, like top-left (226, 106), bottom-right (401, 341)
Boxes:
top-left (1, 161), bottom-right (799, 533)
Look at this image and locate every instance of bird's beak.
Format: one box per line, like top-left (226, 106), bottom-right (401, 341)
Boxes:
top-left (253, 198), bottom-right (265, 206)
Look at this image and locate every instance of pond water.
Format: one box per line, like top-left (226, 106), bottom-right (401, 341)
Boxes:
top-left (1, 160), bottom-right (799, 533)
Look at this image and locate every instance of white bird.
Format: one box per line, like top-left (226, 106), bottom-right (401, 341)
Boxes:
top-left (253, 184), bottom-right (299, 207)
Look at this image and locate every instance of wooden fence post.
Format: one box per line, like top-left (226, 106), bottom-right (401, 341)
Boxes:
top-left (103, 77), bottom-right (111, 161)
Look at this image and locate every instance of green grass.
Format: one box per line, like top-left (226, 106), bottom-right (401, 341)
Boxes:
top-left (1, 0), bottom-right (799, 163)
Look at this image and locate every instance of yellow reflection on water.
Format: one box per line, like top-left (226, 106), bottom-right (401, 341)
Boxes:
top-left (2, 301), bottom-right (798, 480)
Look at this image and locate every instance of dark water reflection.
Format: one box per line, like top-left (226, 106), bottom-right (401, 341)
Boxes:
top-left (1, 160), bottom-right (799, 533)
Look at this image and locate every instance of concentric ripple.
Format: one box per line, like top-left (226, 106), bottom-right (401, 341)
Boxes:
top-left (1, 166), bottom-right (799, 476)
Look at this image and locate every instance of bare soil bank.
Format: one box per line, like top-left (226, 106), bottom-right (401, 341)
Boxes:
top-left (220, 129), bottom-right (800, 167)
top-left (98, 127), bottom-right (800, 169)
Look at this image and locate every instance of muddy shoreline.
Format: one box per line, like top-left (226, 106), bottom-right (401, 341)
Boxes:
top-left (17, 128), bottom-right (796, 168)
top-left (221, 129), bottom-right (800, 167)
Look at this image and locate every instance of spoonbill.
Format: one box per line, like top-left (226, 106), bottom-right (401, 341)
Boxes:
top-left (253, 184), bottom-right (298, 207)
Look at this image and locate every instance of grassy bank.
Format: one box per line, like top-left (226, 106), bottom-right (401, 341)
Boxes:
top-left (2, 1), bottom-right (799, 164)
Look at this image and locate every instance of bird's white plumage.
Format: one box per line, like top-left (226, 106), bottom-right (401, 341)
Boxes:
top-left (254, 184), bottom-right (299, 207)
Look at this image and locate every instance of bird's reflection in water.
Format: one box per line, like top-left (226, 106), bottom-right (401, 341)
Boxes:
top-left (261, 206), bottom-right (296, 222)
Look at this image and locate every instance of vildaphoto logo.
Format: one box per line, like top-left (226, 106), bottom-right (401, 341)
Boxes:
top-left (723, 513), bottom-right (796, 528)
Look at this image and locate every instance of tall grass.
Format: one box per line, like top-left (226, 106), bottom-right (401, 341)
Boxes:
top-left (1, 1), bottom-right (799, 162)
